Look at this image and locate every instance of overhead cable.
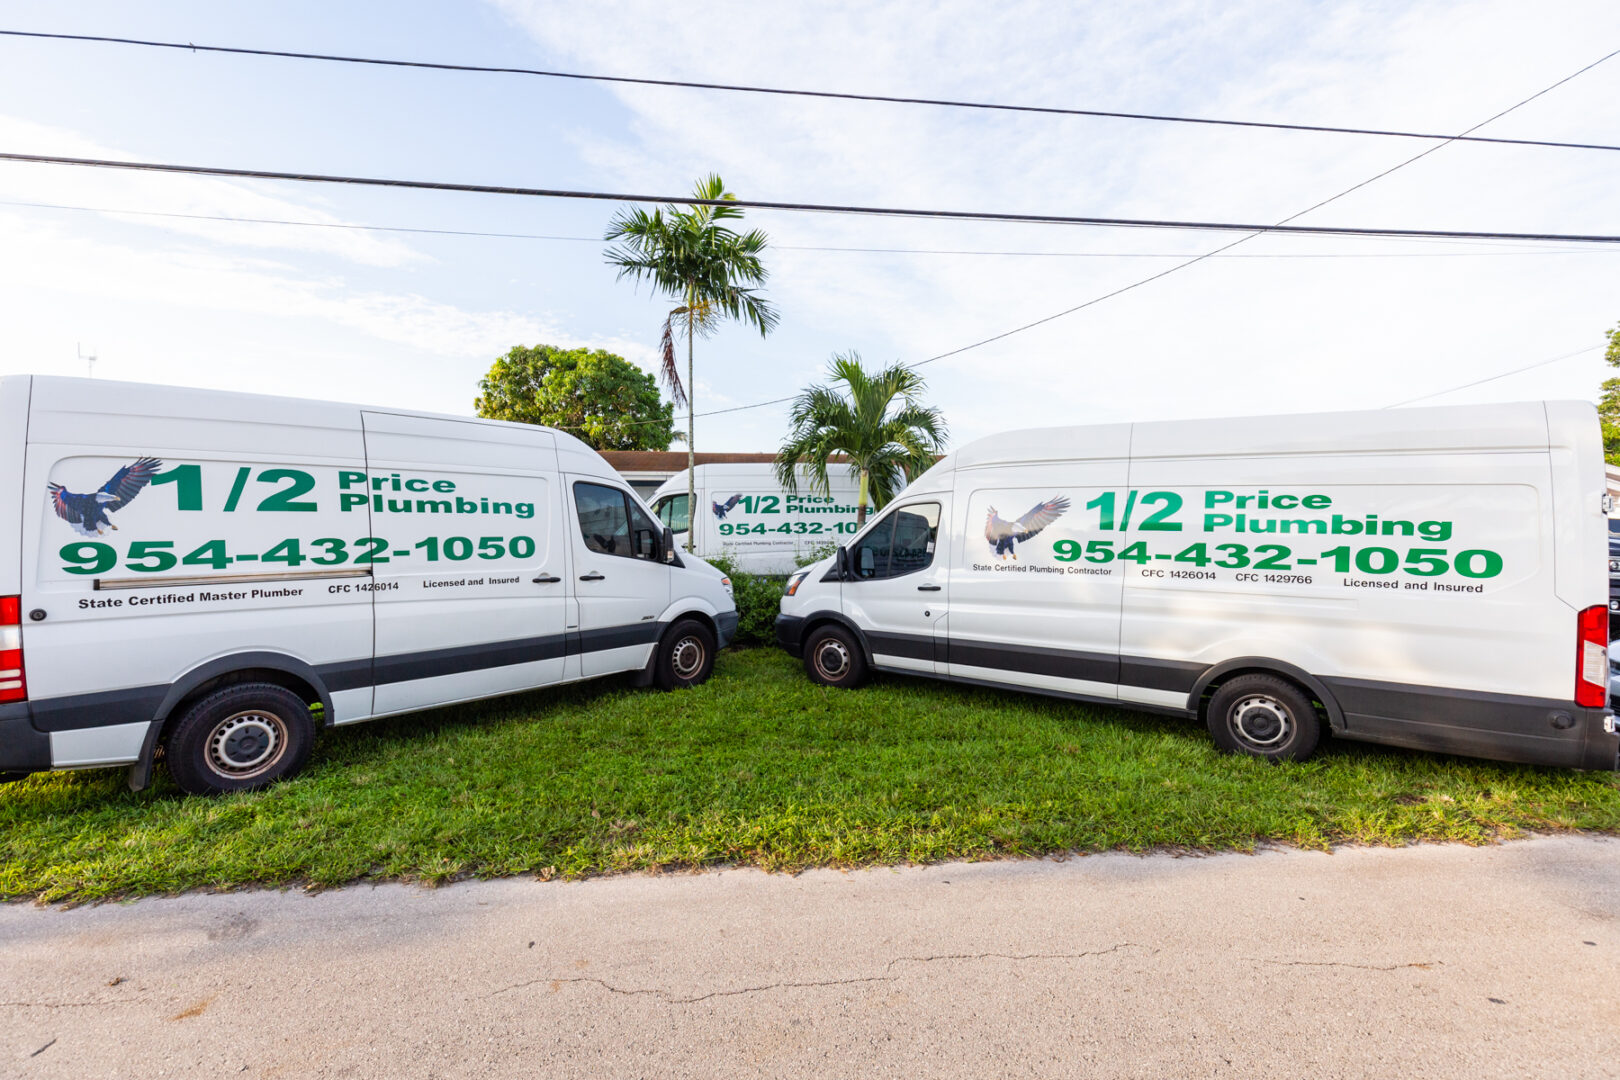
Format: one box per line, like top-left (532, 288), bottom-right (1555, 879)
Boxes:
top-left (2, 29), bottom-right (1618, 154)
top-left (1, 198), bottom-right (1607, 258)
top-left (2, 152), bottom-right (1619, 245)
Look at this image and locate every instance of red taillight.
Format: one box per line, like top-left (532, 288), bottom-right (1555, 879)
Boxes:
top-left (0, 595), bottom-right (23, 704)
top-left (1575, 604), bottom-right (1608, 708)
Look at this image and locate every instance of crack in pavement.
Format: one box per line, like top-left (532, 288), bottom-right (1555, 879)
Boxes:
top-left (491, 942), bottom-right (1145, 1005)
top-left (0, 999), bottom-right (145, 1009)
top-left (1254, 959), bottom-right (1444, 972)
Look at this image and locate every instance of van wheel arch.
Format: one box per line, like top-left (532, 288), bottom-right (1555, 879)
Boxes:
top-left (128, 653), bottom-right (331, 792)
top-left (1189, 658), bottom-right (1343, 734)
top-left (798, 613), bottom-right (874, 668)
top-left (633, 612), bottom-right (719, 687)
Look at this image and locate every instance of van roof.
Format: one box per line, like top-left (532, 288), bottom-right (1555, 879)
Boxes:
top-left (13, 374), bottom-right (621, 482)
top-left (939, 400), bottom-right (1578, 471)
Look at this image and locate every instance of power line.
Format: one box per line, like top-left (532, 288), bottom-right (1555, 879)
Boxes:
top-left (615, 46), bottom-right (1620, 430)
top-left (1383, 345), bottom-right (1603, 408)
top-left (4, 152), bottom-right (1620, 245)
top-left (904, 45), bottom-right (1620, 371)
top-left (4, 197), bottom-right (1609, 259)
top-left (4, 28), bottom-right (1619, 155)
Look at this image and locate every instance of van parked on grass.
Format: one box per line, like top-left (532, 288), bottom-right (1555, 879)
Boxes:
top-left (650, 462), bottom-right (863, 575)
top-left (777, 402), bottom-right (1618, 771)
top-left (0, 376), bottom-right (737, 794)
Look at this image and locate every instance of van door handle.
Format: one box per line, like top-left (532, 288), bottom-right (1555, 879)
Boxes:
top-left (532, 574), bottom-right (561, 584)
top-left (579, 572), bottom-right (605, 582)
top-left (917, 584), bottom-right (941, 592)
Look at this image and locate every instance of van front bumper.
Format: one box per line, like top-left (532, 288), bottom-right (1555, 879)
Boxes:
top-left (0, 703), bottom-right (50, 778)
top-left (775, 614), bottom-right (806, 656)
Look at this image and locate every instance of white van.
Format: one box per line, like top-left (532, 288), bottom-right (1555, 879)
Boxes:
top-left (777, 402), bottom-right (1618, 771)
top-left (650, 463), bottom-right (863, 575)
top-left (0, 376), bottom-right (737, 794)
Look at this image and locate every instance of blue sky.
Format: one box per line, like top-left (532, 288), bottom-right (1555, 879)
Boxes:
top-left (2, 0), bottom-right (1618, 451)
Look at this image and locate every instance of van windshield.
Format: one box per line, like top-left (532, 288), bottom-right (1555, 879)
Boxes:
top-left (655, 493), bottom-right (691, 533)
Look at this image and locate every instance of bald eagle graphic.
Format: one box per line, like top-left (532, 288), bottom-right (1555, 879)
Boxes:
top-left (985, 496), bottom-right (1070, 559)
top-left (48, 457), bottom-right (163, 537)
top-left (712, 493), bottom-right (742, 520)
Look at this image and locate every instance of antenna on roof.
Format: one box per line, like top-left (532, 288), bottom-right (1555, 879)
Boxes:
top-left (78, 342), bottom-right (96, 378)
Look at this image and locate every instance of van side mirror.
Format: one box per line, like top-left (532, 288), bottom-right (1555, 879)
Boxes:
top-left (835, 545), bottom-right (850, 580)
top-left (662, 526), bottom-right (675, 563)
top-left (634, 527), bottom-right (657, 561)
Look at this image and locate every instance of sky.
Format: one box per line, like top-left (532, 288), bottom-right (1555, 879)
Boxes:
top-left (0, 0), bottom-right (1618, 452)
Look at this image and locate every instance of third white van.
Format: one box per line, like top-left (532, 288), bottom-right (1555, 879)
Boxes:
top-left (650, 462), bottom-right (863, 575)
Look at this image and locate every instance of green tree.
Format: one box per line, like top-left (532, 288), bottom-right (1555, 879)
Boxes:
top-left (604, 175), bottom-right (777, 547)
top-left (774, 352), bottom-right (948, 526)
top-left (474, 344), bottom-right (677, 451)
top-left (1602, 322), bottom-right (1620, 466)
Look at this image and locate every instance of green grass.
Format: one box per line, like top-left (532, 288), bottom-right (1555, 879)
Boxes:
top-left (3, 648), bottom-right (1618, 902)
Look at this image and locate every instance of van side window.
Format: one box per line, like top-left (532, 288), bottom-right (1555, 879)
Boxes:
top-left (575, 482), bottom-right (662, 561)
top-left (851, 502), bottom-right (941, 579)
top-left (655, 493), bottom-right (691, 533)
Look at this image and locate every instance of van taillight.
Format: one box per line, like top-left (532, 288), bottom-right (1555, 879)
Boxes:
top-left (0, 596), bottom-right (23, 704)
top-left (1575, 604), bottom-right (1608, 709)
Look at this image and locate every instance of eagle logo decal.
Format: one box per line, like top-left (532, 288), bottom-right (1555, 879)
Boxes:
top-left (985, 496), bottom-right (1070, 559)
top-left (48, 457), bottom-right (163, 537)
top-left (711, 493), bottom-right (742, 520)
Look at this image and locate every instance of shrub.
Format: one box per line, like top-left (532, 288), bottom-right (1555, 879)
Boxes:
top-left (706, 555), bottom-right (785, 647)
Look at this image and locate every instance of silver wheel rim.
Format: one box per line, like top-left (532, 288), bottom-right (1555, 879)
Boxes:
top-left (813, 638), bottom-right (851, 681)
top-left (671, 636), bottom-right (706, 680)
top-left (206, 710), bottom-right (287, 779)
top-left (1230, 695), bottom-right (1292, 750)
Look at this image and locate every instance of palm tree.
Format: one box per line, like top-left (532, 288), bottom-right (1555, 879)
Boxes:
top-left (775, 352), bottom-right (948, 527)
top-left (604, 175), bottom-right (777, 548)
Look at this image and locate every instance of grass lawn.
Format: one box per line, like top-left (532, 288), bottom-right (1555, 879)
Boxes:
top-left (2, 647), bottom-right (1618, 902)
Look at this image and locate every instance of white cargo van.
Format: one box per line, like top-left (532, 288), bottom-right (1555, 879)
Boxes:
top-left (650, 463), bottom-right (863, 575)
top-left (777, 402), bottom-right (1618, 771)
top-left (0, 376), bottom-right (738, 794)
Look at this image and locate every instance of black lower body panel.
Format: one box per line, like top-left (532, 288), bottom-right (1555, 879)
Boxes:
top-left (1322, 676), bottom-right (1618, 771)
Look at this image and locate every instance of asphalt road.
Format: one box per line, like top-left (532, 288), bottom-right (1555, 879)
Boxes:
top-left (2, 836), bottom-right (1617, 1079)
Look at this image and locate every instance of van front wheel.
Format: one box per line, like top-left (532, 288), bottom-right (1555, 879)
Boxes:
top-left (803, 625), bottom-right (869, 689)
top-left (1206, 674), bottom-right (1320, 762)
top-left (166, 683), bottom-right (315, 795)
top-left (654, 619), bottom-right (717, 690)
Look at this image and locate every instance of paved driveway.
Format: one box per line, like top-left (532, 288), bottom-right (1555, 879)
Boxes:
top-left (2, 836), bottom-right (1617, 1078)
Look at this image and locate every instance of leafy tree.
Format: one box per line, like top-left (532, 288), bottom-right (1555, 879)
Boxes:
top-left (474, 344), bottom-right (677, 451)
top-left (1602, 322), bottom-right (1620, 466)
top-left (604, 175), bottom-right (777, 547)
top-left (775, 352), bottom-right (948, 526)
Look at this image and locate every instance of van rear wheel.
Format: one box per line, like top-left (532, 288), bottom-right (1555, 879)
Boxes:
top-left (654, 618), bottom-right (717, 690)
top-left (803, 625), bottom-right (869, 689)
top-left (1206, 674), bottom-right (1320, 762)
top-left (166, 683), bottom-right (315, 796)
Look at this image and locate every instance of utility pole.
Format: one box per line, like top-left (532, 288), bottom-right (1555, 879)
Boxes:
top-left (78, 342), bottom-right (96, 378)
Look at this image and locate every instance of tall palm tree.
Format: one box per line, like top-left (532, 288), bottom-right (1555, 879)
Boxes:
top-left (604, 175), bottom-right (777, 548)
top-left (775, 352), bottom-right (948, 527)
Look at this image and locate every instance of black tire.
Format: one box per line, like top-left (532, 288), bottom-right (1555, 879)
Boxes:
top-left (1206, 674), bottom-right (1321, 762)
top-left (654, 618), bottom-right (717, 690)
top-left (802, 624), bottom-right (869, 689)
top-left (165, 683), bottom-right (316, 796)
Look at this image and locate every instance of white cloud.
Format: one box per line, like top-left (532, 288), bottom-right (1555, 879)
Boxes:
top-left (493, 0), bottom-right (1620, 448)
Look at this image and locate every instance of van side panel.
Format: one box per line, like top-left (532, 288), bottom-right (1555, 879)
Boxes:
top-left (21, 378), bottom-right (375, 766)
top-left (1121, 403), bottom-right (1602, 767)
top-left (362, 412), bottom-right (569, 717)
